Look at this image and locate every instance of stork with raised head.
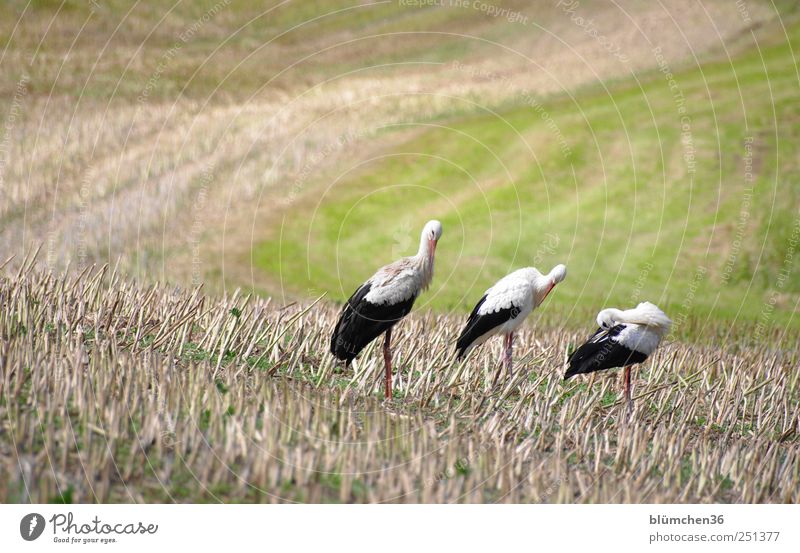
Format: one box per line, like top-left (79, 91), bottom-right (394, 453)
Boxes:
top-left (330, 220), bottom-right (443, 399)
top-left (564, 302), bottom-right (672, 413)
top-left (455, 264), bottom-right (567, 373)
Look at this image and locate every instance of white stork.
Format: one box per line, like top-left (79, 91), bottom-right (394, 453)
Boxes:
top-left (330, 220), bottom-right (443, 399)
top-left (455, 264), bottom-right (567, 373)
top-left (565, 302), bottom-right (672, 412)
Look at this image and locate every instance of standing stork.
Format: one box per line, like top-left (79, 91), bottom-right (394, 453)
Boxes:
top-left (564, 302), bottom-right (672, 413)
top-left (330, 220), bottom-right (443, 399)
top-left (455, 265), bottom-right (567, 374)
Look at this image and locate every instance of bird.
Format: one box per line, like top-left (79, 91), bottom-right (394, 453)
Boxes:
top-left (455, 264), bottom-right (567, 375)
top-left (564, 302), bottom-right (672, 413)
top-left (330, 220), bottom-right (443, 399)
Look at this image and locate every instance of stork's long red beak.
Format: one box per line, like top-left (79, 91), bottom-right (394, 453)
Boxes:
top-left (428, 238), bottom-right (437, 264)
top-left (542, 280), bottom-right (556, 301)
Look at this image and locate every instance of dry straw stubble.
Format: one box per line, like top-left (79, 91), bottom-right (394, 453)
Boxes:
top-left (0, 263), bottom-right (797, 503)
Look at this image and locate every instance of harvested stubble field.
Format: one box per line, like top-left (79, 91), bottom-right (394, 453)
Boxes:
top-left (1, 263), bottom-right (797, 503)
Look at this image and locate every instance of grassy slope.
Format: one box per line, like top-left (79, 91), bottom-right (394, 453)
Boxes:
top-left (255, 16), bottom-right (800, 335)
top-left (0, 3), bottom-right (797, 505)
top-left (1, 1), bottom-right (797, 335)
top-left (0, 0), bottom-right (531, 100)
top-left (0, 0), bottom-right (544, 282)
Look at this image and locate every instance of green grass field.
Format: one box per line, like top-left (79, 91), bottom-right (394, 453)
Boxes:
top-left (1, 0), bottom-right (799, 507)
top-left (255, 15), bottom-right (800, 335)
top-left (0, 0), bottom-right (533, 100)
top-left (3, 1), bottom-right (796, 338)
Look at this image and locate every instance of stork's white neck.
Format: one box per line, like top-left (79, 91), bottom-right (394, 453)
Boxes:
top-left (530, 265), bottom-right (567, 306)
top-left (413, 233), bottom-right (436, 291)
top-left (599, 303), bottom-right (672, 335)
top-left (607, 308), bottom-right (626, 320)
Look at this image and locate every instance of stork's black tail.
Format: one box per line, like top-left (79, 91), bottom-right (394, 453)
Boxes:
top-left (564, 326), bottom-right (647, 380)
top-left (455, 294), bottom-right (515, 360)
top-left (330, 285), bottom-right (371, 363)
top-left (454, 341), bottom-right (469, 360)
top-left (330, 283), bottom-right (416, 362)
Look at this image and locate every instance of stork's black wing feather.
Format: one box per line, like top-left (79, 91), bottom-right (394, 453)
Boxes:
top-left (330, 282), bottom-right (416, 363)
top-left (455, 295), bottom-right (518, 359)
top-left (566, 326), bottom-right (607, 364)
top-left (564, 324), bottom-right (647, 379)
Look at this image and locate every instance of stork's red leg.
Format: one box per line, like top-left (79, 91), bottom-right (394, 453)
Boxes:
top-left (383, 328), bottom-right (393, 400)
top-left (624, 366), bottom-right (632, 415)
top-left (504, 332), bottom-right (514, 375)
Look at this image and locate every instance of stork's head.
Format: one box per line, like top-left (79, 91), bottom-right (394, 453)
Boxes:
top-left (596, 303), bottom-right (671, 334)
top-left (596, 308), bottom-right (623, 329)
top-left (536, 264), bottom-right (567, 304)
top-left (420, 220), bottom-right (443, 264)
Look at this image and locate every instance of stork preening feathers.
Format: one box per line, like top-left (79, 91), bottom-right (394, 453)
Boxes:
top-left (455, 265), bottom-right (567, 374)
top-left (565, 302), bottom-right (671, 412)
top-left (330, 220), bottom-right (443, 399)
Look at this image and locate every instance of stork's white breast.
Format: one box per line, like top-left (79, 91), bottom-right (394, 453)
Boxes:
top-left (363, 264), bottom-right (421, 305)
top-left (615, 324), bottom-right (662, 355)
top-left (477, 270), bottom-right (536, 315)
